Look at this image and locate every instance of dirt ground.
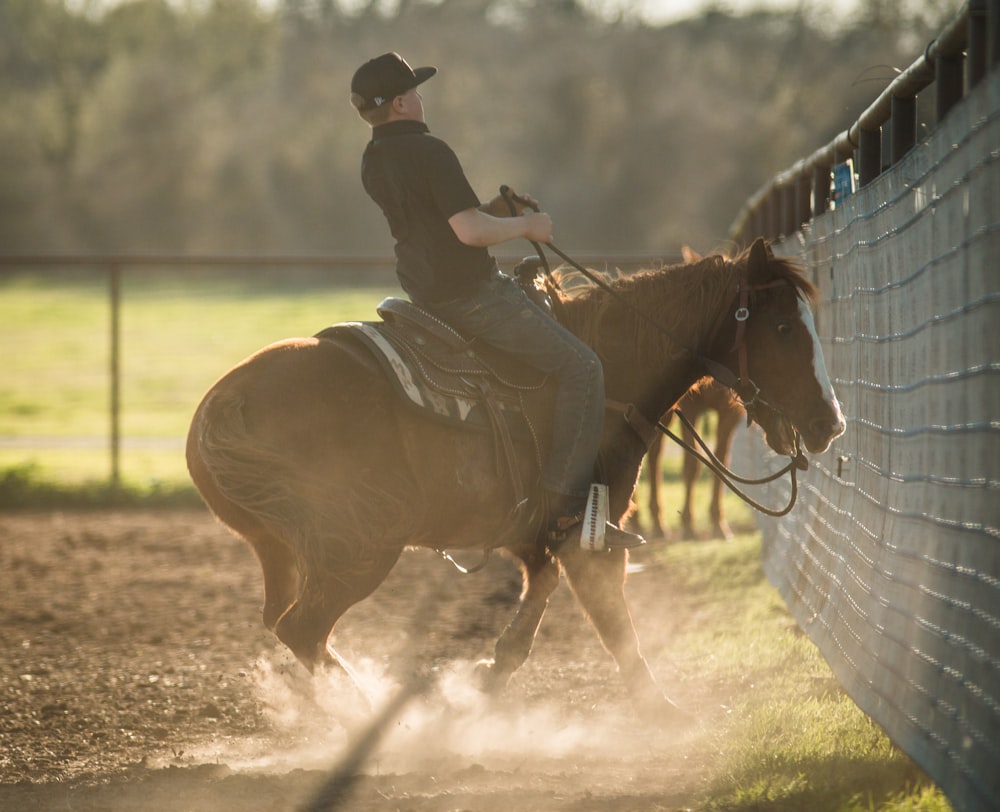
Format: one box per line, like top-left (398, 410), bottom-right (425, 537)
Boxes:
top-left (1, 509), bottom-right (737, 811)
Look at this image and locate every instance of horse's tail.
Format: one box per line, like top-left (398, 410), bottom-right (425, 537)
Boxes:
top-left (187, 387), bottom-right (298, 532)
top-left (186, 382), bottom-right (408, 581)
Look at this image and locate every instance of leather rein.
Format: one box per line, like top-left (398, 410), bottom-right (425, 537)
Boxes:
top-left (500, 186), bottom-right (807, 518)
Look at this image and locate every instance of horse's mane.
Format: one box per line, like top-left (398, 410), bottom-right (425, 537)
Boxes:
top-left (546, 245), bottom-right (816, 364)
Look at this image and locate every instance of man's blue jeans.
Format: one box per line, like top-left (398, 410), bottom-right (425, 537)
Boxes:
top-left (426, 271), bottom-right (603, 501)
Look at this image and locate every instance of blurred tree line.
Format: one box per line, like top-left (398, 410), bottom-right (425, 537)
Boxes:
top-left (0, 0), bottom-right (958, 256)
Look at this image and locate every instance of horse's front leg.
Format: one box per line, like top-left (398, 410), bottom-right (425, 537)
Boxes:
top-left (477, 545), bottom-right (560, 694)
top-left (558, 545), bottom-right (689, 725)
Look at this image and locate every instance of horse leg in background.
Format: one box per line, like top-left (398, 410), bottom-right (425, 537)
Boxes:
top-left (626, 424), bottom-right (665, 540)
top-left (680, 400), bottom-right (706, 541)
top-left (679, 417), bottom-right (700, 540)
top-left (707, 400), bottom-right (742, 541)
top-left (645, 432), bottom-right (667, 539)
top-left (558, 546), bottom-right (688, 724)
top-left (477, 543), bottom-right (561, 694)
top-left (681, 426), bottom-right (701, 541)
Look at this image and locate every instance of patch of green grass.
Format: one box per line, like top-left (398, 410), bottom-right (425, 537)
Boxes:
top-left (840, 786), bottom-right (956, 812)
top-left (646, 536), bottom-right (952, 812)
top-left (0, 462), bottom-right (201, 509)
top-left (711, 695), bottom-right (915, 810)
top-left (630, 445), bottom-right (757, 540)
top-left (1, 271), bottom-right (398, 490)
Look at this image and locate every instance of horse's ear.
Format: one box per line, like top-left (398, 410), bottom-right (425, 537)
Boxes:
top-left (746, 237), bottom-right (771, 282)
top-left (681, 245), bottom-right (702, 263)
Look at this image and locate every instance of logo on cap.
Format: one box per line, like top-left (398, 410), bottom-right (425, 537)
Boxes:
top-left (351, 52), bottom-right (437, 112)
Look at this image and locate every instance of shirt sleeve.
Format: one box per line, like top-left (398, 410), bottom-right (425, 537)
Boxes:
top-left (424, 138), bottom-right (481, 220)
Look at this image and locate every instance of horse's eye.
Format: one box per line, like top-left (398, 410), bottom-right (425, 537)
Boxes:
top-left (776, 320), bottom-right (793, 338)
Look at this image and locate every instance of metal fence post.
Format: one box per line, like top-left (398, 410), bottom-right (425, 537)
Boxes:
top-left (969, 0), bottom-right (988, 86)
top-left (891, 95), bottom-right (917, 164)
top-left (990, 0), bottom-right (1000, 68)
top-left (812, 164), bottom-right (830, 216)
top-left (109, 263), bottom-right (121, 492)
top-left (936, 52), bottom-right (965, 121)
top-left (858, 126), bottom-right (881, 186)
top-left (795, 174), bottom-right (811, 230)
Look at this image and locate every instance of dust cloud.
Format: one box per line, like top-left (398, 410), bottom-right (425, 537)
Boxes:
top-left (170, 649), bottom-right (661, 778)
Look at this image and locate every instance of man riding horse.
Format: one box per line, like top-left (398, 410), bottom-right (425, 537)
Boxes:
top-left (350, 51), bottom-right (644, 551)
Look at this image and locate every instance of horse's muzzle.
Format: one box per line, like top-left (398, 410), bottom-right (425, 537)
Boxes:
top-left (802, 411), bottom-right (846, 454)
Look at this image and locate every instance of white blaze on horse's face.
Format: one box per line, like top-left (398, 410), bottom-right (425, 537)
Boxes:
top-left (798, 297), bottom-right (846, 451)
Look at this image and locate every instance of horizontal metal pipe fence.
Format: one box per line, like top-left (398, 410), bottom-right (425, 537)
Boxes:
top-left (729, 1), bottom-right (1000, 247)
top-left (728, 12), bottom-right (1000, 811)
top-left (0, 251), bottom-right (676, 489)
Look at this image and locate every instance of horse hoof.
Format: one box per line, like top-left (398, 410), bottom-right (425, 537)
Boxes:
top-left (473, 658), bottom-right (502, 694)
top-left (708, 525), bottom-right (734, 541)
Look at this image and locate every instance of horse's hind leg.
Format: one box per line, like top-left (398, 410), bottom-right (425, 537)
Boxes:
top-left (558, 546), bottom-right (688, 724)
top-left (274, 543), bottom-right (403, 674)
top-left (245, 530), bottom-right (299, 631)
top-left (478, 545), bottom-right (560, 694)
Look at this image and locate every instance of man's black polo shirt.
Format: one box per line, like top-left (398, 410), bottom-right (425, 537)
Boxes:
top-left (361, 120), bottom-right (494, 305)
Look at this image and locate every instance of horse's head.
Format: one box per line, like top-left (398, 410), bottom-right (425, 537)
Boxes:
top-left (725, 238), bottom-right (845, 456)
top-left (544, 238), bottom-right (844, 458)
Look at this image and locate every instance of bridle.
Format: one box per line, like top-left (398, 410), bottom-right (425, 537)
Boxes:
top-left (500, 186), bottom-right (808, 516)
top-left (703, 273), bottom-right (794, 428)
top-left (501, 187), bottom-right (796, 420)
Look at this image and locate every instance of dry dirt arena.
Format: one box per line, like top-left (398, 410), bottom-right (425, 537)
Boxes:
top-left (2, 510), bottom-right (746, 811)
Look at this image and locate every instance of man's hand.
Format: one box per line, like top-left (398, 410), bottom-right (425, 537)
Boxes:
top-left (522, 211), bottom-right (553, 243)
top-left (480, 185), bottom-right (541, 217)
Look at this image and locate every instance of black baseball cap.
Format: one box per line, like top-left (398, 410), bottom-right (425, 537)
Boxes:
top-left (350, 52), bottom-right (436, 112)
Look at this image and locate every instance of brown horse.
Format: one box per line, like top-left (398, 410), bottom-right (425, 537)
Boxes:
top-left (639, 381), bottom-right (745, 540)
top-left (186, 237), bottom-right (844, 721)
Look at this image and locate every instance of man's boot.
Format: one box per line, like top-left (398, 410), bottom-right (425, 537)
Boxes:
top-left (546, 488), bottom-right (645, 551)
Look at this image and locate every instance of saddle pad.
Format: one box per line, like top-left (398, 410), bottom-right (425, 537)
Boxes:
top-left (317, 321), bottom-right (545, 435)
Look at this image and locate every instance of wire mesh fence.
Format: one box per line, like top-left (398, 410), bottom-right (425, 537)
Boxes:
top-left (732, 67), bottom-right (1000, 812)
